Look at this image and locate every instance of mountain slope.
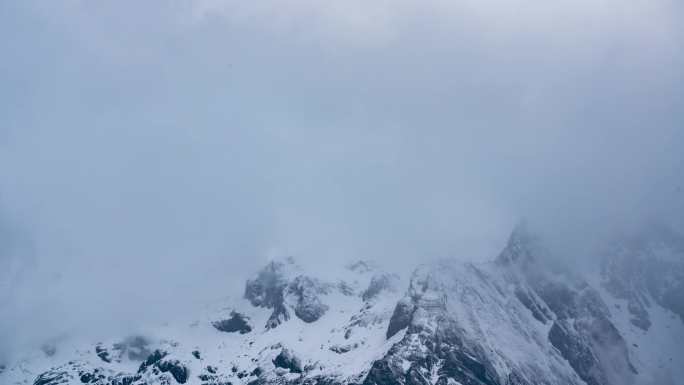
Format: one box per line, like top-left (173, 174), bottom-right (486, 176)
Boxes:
top-left (2, 225), bottom-right (682, 385)
top-left (365, 225), bottom-right (635, 385)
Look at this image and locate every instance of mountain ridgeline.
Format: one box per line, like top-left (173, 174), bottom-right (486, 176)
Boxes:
top-left (3, 225), bottom-right (683, 385)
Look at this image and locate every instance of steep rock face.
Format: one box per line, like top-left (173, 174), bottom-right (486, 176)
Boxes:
top-left (499, 226), bottom-right (636, 385)
top-left (385, 298), bottom-right (415, 339)
top-left (523, 271), bottom-right (636, 385)
top-left (369, 225), bottom-right (636, 385)
top-left (368, 260), bottom-right (584, 385)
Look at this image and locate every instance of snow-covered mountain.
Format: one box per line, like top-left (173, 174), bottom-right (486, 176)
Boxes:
top-left (2, 225), bottom-right (683, 385)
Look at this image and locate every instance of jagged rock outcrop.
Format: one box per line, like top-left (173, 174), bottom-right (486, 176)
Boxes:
top-left (244, 258), bottom-right (331, 328)
top-left (138, 350), bottom-right (189, 384)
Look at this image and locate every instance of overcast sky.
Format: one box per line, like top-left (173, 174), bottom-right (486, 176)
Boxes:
top-left (1, 0), bottom-right (683, 361)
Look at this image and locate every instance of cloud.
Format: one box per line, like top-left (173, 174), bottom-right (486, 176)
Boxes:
top-left (0, 0), bottom-right (682, 362)
top-left (190, 0), bottom-right (681, 50)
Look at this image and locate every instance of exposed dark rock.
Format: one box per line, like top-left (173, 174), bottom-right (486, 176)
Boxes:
top-left (386, 298), bottom-right (415, 339)
top-left (33, 371), bottom-right (70, 385)
top-left (548, 322), bottom-right (599, 385)
top-left (95, 345), bottom-right (111, 363)
top-left (362, 359), bottom-right (398, 385)
top-left (135, 349), bottom-right (189, 383)
top-left (405, 363), bottom-right (430, 385)
top-left (273, 348), bottom-right (302, 373)
top-left (156, 359), bottom-right (188, 384)
top-left (77, 369), bottom-right (106, 384)
top-left (198, 373), bottom-right (217, 382)
top-left (212, 311), bottom-right (252, 334)
top-left (135, 350), bottom-right (187, 384)
top-left (548, 315), bottom-right (637, 384)
top-left (192, 350), bottom-right (201, 359)
top-left (138, 350), bottom-right (167, 373)
top-left (363, 352), bottom-right (497, 385)
top-left (250, 367), bottom-right (263, 377)
top-left (329, 344), bottom-right (356, 354)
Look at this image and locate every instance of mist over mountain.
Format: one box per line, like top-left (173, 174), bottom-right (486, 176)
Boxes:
top-left (2, 223), bottom-right (683, 385)
top-left (1, 0), bottom-right (683, 384)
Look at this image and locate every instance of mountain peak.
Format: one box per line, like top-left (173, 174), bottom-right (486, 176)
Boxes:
top-left (496, 221), bottom-right (540, 266)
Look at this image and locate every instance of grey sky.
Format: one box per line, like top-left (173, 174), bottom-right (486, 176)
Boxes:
top-left (1, 0), bottom-right (683, 361)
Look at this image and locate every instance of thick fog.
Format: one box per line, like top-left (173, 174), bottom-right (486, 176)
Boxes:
top-left (1, 0), bottom-right (683, 363)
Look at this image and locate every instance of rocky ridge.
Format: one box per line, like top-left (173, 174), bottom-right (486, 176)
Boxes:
top-left (2, 225), bottom-right (683, 385)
